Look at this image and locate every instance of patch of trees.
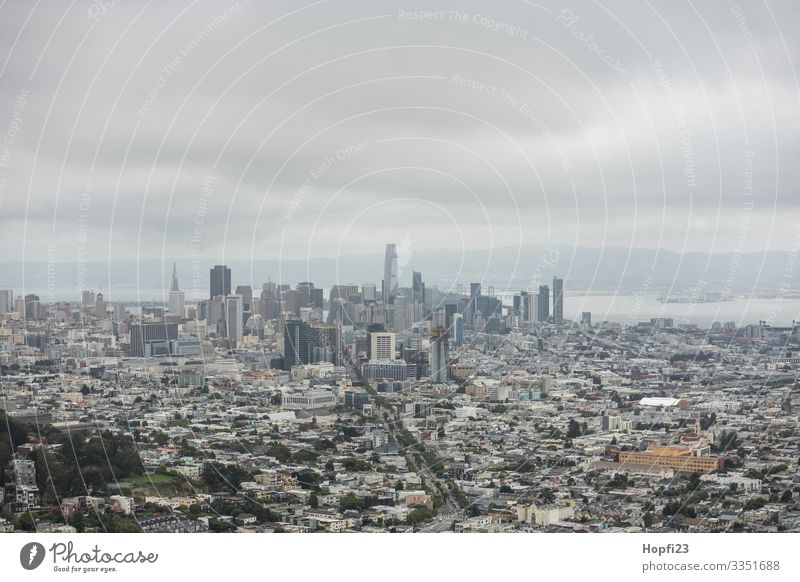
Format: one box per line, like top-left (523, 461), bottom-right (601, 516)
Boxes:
top-left (201, 462), bottom-right (251, 492)
top-left (35, 430), bottom-right (146, 501)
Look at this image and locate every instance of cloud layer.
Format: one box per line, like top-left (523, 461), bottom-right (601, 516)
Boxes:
top-left (0, 0), bottom-right (798, 270)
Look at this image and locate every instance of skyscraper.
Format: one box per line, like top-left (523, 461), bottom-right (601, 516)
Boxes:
top-left (412, 271), bottom-right (425, 305)
top-left (0, 290), bottom-right (12, 313)
top-left (382, 243), bottom-right (398, 306)
top-left (453, 313), bottom-right (464, 346)
top-left (95, 293), bottom-right (106, 318)
top-left (225, 295), bottom-right (244, 343)
top-left (235, 284), bottom-right (253, 314)
top-left (310, 323), bottom-right (341, 365)
top-left (430, 327), bottom-right (450, 383)
top-left (468, 282), bottom-right (482, 324)
top-left (537, 285), bottom-right (550, 322)
top-left (209, 265), bottom-right (231, 299)
top-left (260, 281), bottom-right (278, 320)
top-left (284, 319), bottom-right (311, 369)
top-left (169, 263), bottom-right (185, 318)
top-left (553, 276), bottom-right (564, 324)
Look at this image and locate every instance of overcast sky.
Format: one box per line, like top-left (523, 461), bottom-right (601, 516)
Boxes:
top-left (0, 0), bottom-right (798, 267)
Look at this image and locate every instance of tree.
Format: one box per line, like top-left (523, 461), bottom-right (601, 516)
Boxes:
top-left (339, 493), bottom-right (364, 512)
top-left (642, 512), bottom-right (654, 528)
top-left (15, 512), bottom-right (36, 532)
top-left (202, 463), bottom-right (250, 492)
top-left (295, 469), bottom-right (322, 490)
top-left (309, 493), bottom-right (319, 508)
top-left (406, 506), bottom-right (434, 525)
top-left (266, 442), bottom-right (292, 463)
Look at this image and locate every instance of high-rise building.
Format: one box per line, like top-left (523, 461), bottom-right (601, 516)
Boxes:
top-left (0, 290), bottom-right (12, 313)
top-left (206, 295), bottom-right (226, 335)
top-left (95, 293), bottom-right (106, 318)
top-left (468, 282), bottom-right (482, 324)
top-left (24, 294), bottom-right (43, 320)
top-left (412, 271), bottom-right (425, 305)
top-left (225, 295), bottom-right (244, 343)
top-left (235, 284), bottom-right (253, 314)
top-left (553, 276), bottom-right (564, 324)
top-left (383, 243), bottom-right (398, 306)
top-left (537, 285), bottom-right (550, 322)
top-left (130, 322), bottom-right (178, 357)
top-left (513, 291), bottom-right (531, 322)
top-left (209, 265), bottom-right (231, 299)
top-left (581, 312), bottom-right (592, 327)
top-left (430, 327), bottom-right (450, 383)
top-left (362, 283), bottom-right (376, 301)
top-left (169, 263), bottom-right (185, 318)
top-left (283, 289), bottom-right (305, 316)
top-left (260, 281), bottom-right (278, 320)
top-left (453, 313), bottom-right (464, 346)
top-left (310, 323), bottom-right (341, 365)
top-left (284, 319), bottom-right (311, 368)
top-left (370, 332), bottom-right (396, 360)
top-left (81, 290), bottom-right (95, 313)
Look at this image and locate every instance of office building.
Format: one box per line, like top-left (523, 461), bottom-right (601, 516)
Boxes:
top-left (284, 319), bottom-right (311, 368)
top-left (514, 291), bottom-right (531, 322)
top-left (370, 332), bottom-right (396, 360)
top-left (130, 322), bottom-right (178, 357)
top-left (168, 263), bottom-right (185, 318)
top-left (24, 294), bottom-right (43, 320)
top-left (362, 283), bottom-right (376, 301)
top-left (235, 284), bottom-right (253, 316)
top-left (206, 296), bottom-right (226, 335)
top-left (310, 323), bottom-right (341, 365)
top-left (209, 265), bottom-right (231, 299)
top-left (412, 271), bottom-right (425, 305)
top-left (468, 282), bottom-right (481, 323)
top-left (537, 285), bottom-right (550, 322)
top-left (453, 313), bottom-right (464, 346)
top-left (362, 359), bottom-right (410, 381)
top-left (552, 276), bottom-right (564, 324)
top-left (225, 295), bottom-right (244, 343)
top-left (0, 290), bottom-right (13, 313)
top-left (260, 281), bottom-right (278, 320)
top-left (382, 243), bottom-right (398, 306)
top-left (95, 293), bottom-right (106, 318)
top-left (430, 327), bottom-right (449, 383)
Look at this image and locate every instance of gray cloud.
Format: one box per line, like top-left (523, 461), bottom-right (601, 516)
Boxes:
top-left (0, 0), bottom-right (797, 268)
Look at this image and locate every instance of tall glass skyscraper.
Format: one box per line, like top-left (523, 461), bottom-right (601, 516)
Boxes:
top-left (537, 285), bottom-right (550, 322)
top-left (210, 265), bottom-right (231, 299)
top-left (553, 277), bottom-right (564, 324)
top-left (382, 244), bottom-right (398, 305)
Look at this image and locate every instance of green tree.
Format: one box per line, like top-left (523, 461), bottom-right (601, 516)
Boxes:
top-left (643, 512), bottom-right (654, 528)
top-left (339, 493), bottom-right (364, 512)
